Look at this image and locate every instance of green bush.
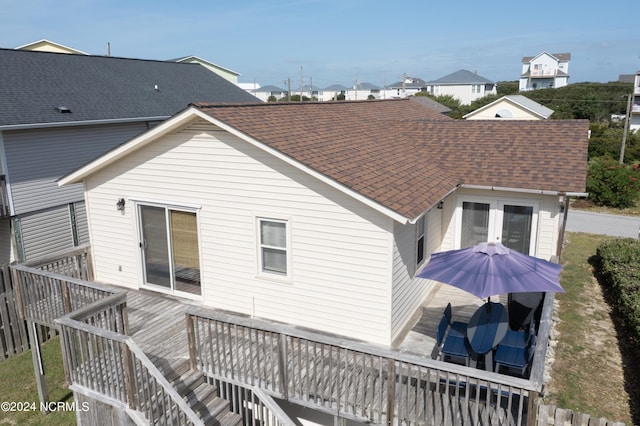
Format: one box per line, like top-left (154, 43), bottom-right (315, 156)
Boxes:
top-left (596, 238), bottom-right (640, 338)
top-left (586, 157), bottom-right (640, 208)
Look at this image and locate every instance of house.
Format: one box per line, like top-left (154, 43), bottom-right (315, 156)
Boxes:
top-left (520, 52), bottom-right (571, 91)
top-left (426, 69), bottom-right (497, 105)
top-left (59, 99), bottom-right (589, 347)
top-left (346, 82), bottom-right (382, 100)
top-left (15, 39), bottom-right (88, 55)
top-left (383, 76), bottom-right (429, 98)
top-left (463, 95), bottom-right (554, 120)
top-left (249, 85), bottom-right (288, 102)
top-left (322, 84), bottom-right (349, 101)
top-left (172, 55), bottom-right (240, 84)
top-left (630, 70), bottom-right (640, 132)
top-left (0, 48), bottom-right (258, 264)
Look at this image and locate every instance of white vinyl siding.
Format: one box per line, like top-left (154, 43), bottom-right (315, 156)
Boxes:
top-left (83, 120), bottom-right (394, 345)
top-left (3, 123), bottom-right (148, 215)
top-left (390, 208), bottom-right (441, 340)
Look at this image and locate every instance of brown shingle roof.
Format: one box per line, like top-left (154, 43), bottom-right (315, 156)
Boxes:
top-left (195, 99), bottom-right (588, 220)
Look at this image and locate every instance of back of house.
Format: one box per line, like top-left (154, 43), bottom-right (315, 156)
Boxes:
top-left (0, 48), bottom-right (258, 263)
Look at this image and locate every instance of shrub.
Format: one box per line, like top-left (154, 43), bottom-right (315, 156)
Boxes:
top-left (586, 157), bottom-right (640, 208)
top-left (596, 238), bottom-right (640, 338)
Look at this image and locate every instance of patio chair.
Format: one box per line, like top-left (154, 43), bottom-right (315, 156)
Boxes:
top-left (507, 292), bottom-right (543, 330)
top-left (494, 335), bottom-right (536, 377)
top-left (443, 302), bottom-right (467, 337)
top-left (500, 319), bottom-right (536, 349)
top-left (436, 311), bottom-right (470, 366)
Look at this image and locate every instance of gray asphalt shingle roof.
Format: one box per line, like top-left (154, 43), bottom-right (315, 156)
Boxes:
top-left (427, 69), bottom-right (494, 85)
top-left (0, 48), bottom-right (258, 127)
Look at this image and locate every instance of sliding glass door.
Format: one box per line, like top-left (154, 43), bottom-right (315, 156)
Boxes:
top-left (458, 198), bottom-right (538, 255)
top-left (138, 204), bottom-right (201, 296)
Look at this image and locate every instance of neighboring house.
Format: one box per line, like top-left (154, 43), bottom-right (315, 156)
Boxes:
top-left (630, 70), bottom-right (640, 132)
top-left (426, 70), bottom-right (497, 105)
top-left (15, 39), bottom-right (88, 55)
top-left (0, 48), bottom-right (258, 264)
top-left (383, 76), bottom-right (429, 98)
top-left (520, 52), bottom-right (571, 91)
top-left (172, 55), bottom-right (240, 84)
top-left (322, 84), bottom-right (349, 101)
top-left (463, 95), bottom-right (554, 120)
top-left (346, 82), bottom-right (382, 100)
top-left (250, 85), bottom-right (288, 102)
top-left (59, 99), bottom-right (589, 347)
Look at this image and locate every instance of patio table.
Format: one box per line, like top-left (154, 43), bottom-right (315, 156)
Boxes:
top-left (467, 302), bottom-right (509, 371)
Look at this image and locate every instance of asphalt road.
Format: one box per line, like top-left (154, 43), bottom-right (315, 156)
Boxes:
top-left (566, 210), bottom-right (640, 238)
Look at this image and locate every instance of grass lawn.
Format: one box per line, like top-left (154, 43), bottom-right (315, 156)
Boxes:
top-left (0, 336), bottom-right (76, 425)
top-left (546, 232), bottom-right (639, 425)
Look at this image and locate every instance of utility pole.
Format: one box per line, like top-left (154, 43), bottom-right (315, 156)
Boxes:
top-left (299, 66), bottom-right (303, 102)
top-left (620, 93), bottom-right (632, 164)
top-left (402, 72), bottom-right (406, 97)
top-left (287, 78), bottom-right (291, 102)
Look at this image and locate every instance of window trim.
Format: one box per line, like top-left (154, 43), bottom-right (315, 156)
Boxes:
top-left (256, 216), bottom-right (291, 282)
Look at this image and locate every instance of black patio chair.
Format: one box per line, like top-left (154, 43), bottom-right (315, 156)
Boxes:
top-left (507, 292), bottom-right (543, 330)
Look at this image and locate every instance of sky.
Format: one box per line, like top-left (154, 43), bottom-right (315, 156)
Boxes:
top-left (2, 0), bottom-right (639, 89)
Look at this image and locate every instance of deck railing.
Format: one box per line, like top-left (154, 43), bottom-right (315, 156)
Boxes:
top-left (56, 296), bottom-right (206, 425)
top-left (186, 307), bottom-right (542, 425)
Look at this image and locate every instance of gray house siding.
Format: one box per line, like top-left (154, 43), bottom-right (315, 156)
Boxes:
top-left (3, 122), bottom-right (148, 215)
top-left (73, 201), bottom-right (89, 245)
top-left (19, 205), bottom-right (74, 260)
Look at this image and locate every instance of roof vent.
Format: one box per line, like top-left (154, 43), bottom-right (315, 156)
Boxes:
top-left (56, 106), bottom-right (72, 114)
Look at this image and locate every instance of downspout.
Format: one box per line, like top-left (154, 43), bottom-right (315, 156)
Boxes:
top-left (556, 195), bottom-right (571, 262)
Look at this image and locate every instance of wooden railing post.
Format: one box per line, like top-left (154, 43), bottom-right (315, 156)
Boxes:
top-left (527, 390), bottom-right (539, 426)
top-left (62, 281), bottom-right (73, 314)
top-left (121, 341), bottom-right (138, 409)
top-left (386, 358), bottom-right (395, 425)
top-left (186, 314), bottom-right (197, 370)
top-left (278, 334), bottom-right (288, 399)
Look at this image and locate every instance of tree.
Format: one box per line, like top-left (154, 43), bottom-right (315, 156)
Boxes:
top-left (586, 157), bottom-right (640, 208)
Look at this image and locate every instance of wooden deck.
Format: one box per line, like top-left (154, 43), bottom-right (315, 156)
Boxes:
top-left (398, 283), bottom-right (507, 358)
top-left (123, 284), bottom-right (508, 378)
top-left (14, 248), bottom-right (539, 424)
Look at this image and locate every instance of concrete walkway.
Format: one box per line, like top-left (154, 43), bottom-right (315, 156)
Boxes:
top-left (566, 210), bottom-right (640, 238)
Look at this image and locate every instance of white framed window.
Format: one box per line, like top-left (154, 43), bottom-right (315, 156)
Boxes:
top-left (257, 218), bottom-right (290, 278)
top-left (416, 215), bottom-right (426, 267)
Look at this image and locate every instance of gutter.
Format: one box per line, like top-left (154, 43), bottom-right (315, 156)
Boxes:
top-left (0, 116), bottom-right (170, 131)
top-left (460, 184), bottom-right (587, 198)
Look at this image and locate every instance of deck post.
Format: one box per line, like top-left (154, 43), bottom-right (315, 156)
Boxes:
top-left (62, 281), bottom-right (73, 314)
top-left (386, 358), bottom-right (395, 425)
top-left (121, 341), bottom-right (138, 409)
top-left (28, 320), bottom-right (49, 412)
top-left (527, 390), bottom-right (539, 426)
top-left (278, 333), bottom-right (288, 399)
top-left (186, 314), bottom-right (197, 370)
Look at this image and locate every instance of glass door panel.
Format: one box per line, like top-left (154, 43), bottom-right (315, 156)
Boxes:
top-left (140, 205), bottom-right (171, 288)
top-left (460, 202), bottom-right (490, 248)
top-left (501, 205), bottom-right (533, 254)
top-left (170, 211), bottom-right (201, 295)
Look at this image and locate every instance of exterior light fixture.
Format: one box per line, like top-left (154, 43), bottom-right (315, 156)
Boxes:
top-left (116, 198), bottom-right (126, 211)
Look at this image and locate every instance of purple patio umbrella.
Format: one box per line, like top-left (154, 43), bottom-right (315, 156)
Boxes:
top-left (416, 241), bottom-right (564, 299)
